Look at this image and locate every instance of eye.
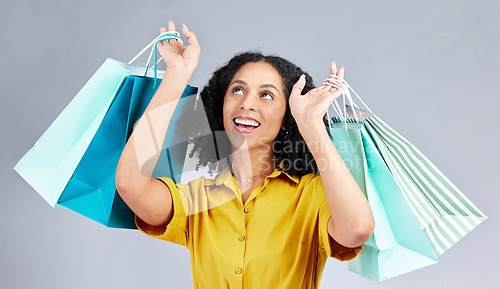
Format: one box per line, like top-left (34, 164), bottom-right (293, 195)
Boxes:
top-left (233, 87), bottom-right (244, 95)
top-left (261, 92), bottom-right (274, 100)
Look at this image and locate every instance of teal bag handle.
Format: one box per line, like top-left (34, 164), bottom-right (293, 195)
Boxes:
top-left (148, 33), bottom-right (183, 84)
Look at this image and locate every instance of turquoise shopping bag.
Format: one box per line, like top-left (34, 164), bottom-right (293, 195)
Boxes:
top-left (329, 121), bottom-right (438, 281)
top-left (14, 59), bottom-right (144, 207)
top-left (57, 75), bottom-right (197, 229)
top-left (14, 32), bottom-right (187, 213)
top-left (322, 74), bottom-right (486, 281)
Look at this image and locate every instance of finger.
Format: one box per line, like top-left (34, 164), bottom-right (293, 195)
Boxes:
top-left (324, 61), bottom-right (340, 89)
top-left (168, 20), bottom-right (175, 32)
top-left (319, 83), bottom-right (333, 91)
top-left (323, 78), bottom-right (337, 87)
top-left (182, 24), bottom-right (200, 47)
top-left (290, 74), bottom-right (306, 98)
top-left (319, 84), bottom-right (330, 91)
top-left (318, 88), bottom-right (342, 108)
top-left (325, 83), bottom-right (338, 93)
top-left (158, 27), bottom-right (170, 47)
top-left (330, 61), bottom-right (337, 75)
top-left (332, 68), bottom-right (345, 91)
top-left (323, 77), bottom-right (340, 91)
top-left (339, 67), bottom-right (345, 78)
top-left (326, 84), bottom-right (339, 92)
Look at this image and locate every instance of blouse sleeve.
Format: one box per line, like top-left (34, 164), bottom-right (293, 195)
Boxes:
top-left (134, 177), bottom-right (190, 247)
top-left (307, 174), bottom-right (364, 261)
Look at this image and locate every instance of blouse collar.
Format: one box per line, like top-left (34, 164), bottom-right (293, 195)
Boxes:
top-left (209, 161), bottom-right (300, 188)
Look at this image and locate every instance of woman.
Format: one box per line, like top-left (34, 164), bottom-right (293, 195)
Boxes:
top-left (116, 21), bottom-right (374, 289)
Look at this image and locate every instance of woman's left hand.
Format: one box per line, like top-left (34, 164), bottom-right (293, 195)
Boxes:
top-left (289, 61), bottom-right (344, 127)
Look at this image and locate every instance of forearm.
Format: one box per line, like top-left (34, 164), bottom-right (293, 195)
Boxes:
top-left (116, 67), bottom-right (192, 190)
top-left (299, 121), bottom-right (374, 246)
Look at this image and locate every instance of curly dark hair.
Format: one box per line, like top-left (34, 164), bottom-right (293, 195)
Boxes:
top-left (186, 51), bottom-right (331, 177)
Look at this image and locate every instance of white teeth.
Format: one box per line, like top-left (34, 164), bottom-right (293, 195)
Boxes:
top-left (234, 118), bottom-right (260, 127)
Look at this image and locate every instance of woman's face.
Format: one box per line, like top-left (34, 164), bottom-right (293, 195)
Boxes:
top-left (223, 61), bottom-right (287, 152)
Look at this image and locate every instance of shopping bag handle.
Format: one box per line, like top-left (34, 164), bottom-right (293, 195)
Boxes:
top-left (128, 31), bottom-right (182, 65)
top-left (322, 74), bottom-right (373, 135)
top-left (128, 31), bottom-right (183, 85)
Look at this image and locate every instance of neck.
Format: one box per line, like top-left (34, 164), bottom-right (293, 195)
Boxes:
top-left (229, 142), bottom-right (275, 178)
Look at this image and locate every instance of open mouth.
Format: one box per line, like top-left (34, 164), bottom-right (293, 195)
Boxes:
top-left (233, 117), bottom-right (261, 133)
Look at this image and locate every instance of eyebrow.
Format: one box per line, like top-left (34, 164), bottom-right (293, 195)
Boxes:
top-left (230, 80), bottom-right (280, 94)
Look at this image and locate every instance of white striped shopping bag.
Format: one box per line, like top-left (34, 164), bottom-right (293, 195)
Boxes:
top-left (361, 110), bottom-right (487, 256)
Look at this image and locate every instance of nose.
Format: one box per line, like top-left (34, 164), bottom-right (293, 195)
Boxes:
top-left (240, 94), bottom-right (257, 111)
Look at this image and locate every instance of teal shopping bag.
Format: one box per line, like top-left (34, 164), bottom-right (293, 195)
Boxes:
top-left (14, 32), bottom-right (186, 211)
top-left (322, 75), bottom-right (486, 281)
top-left (14, 59), bottom-right (145, 207)
top-left (57, 75), bottom-right (197, 229)
top-left (329, 121), bottom-right (438, 281)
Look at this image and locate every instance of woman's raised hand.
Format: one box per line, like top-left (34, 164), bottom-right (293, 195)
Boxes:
top-left (289, 61), bottom-right (345, 126)
top-left (158, 20), bottom-right (200, 74)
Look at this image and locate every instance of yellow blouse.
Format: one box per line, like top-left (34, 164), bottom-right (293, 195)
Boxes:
top-left (135, 165), bottom-right (363, 289)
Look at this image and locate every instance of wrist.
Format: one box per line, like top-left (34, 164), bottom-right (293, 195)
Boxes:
top-left (297, 120), bottom-right (328, 142)
top-left (296, 118), bottom-right (325, 132)
top-left (166, 62), bottom-right (195, 73)
top-left (163, 65), bottom-right (195, 82)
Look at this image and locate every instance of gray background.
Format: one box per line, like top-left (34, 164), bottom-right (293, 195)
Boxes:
top-left (1, 0), bottom-right (499, 288)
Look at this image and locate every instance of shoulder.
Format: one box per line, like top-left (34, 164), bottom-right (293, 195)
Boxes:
top-left (297, 172), bottom-right (322, 187)
top-left (268, 171), bottom-right (322, 193)
top-left (267, 171), bottom-right (323, 199)
top-left (295, 173), bottom-right (325, 204)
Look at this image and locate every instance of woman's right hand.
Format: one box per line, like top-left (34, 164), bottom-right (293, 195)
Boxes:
top-left (158, 20), bottom-right (200, 74)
